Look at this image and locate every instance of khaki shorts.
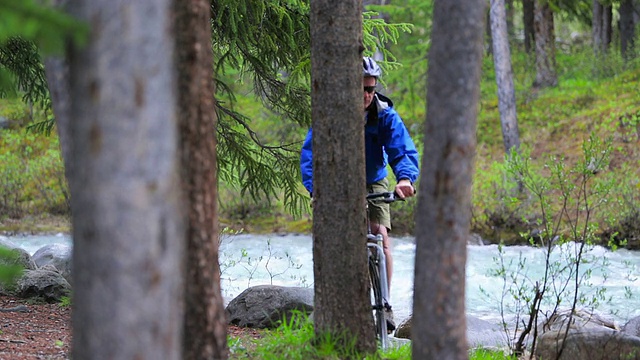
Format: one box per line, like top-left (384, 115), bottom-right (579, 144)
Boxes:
top-left (367, 178), bottom-right (391, 231)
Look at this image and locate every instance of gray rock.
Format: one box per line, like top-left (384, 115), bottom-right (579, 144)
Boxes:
top-left (468, 233), bottom-right (485, 246)
top-left (16, 269), bottom-right (71, 302)
top-left (0, 238), bottom-right (37, 275)
top-left (536, 327), bottom-right (640, 360)
top-left (394, 314), bottom-right (509, 349)
top-left (32, 243), bottom-right (72, 284)
top-left (623, 316), bottom-right (640, 337)
top-left (0, 116), bottom-right (9, 129)
top-left (542, 308), bottom-right (619, 332)
top-left (225, 285), bottom-right (314, 329)
top-left (535, 309), bottom-right (640, 360)
top-left (467, 315), bottom-right (510, 349)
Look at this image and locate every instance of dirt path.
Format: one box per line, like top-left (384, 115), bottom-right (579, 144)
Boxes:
top-left (0, 296), bottom-right (70, 360)
top-left (0, 295), bottom-right (262, 359)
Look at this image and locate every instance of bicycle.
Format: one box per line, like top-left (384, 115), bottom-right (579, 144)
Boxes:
top-left (365, 191), bottom-right (404, 350)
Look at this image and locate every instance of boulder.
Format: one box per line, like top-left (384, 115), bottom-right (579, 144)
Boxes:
top-left (468, 233), bottom-right (485, 246)
top-left (623, 316), bottom-right (640, 338)
top-left (394, 314), bottom-right (509, 349)
top-left (16, 269), bottom-right (71, 302)
top-left (226, 285), bottom-right (314, 329)
top-left (0, 238), bottom-right (37, 295)
top-left (536, 327), bottom-right (640, 360)
top-left (0, 239), bottom-right (37, 271)
top-left (0, 116), bottom-right (9, 129)
top-left (535, 309), bottom-right (640, 360)
top-left (32, 243), bottom-right (72, 284)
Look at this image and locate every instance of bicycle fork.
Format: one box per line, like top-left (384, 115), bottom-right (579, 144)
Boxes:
top-left (367, 234), bottom-right (390, 306)
top-left (368, 233), bottom-right (391, 349)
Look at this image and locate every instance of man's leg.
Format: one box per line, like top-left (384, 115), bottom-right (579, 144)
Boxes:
top-left (370, 222), bottom-right (392, 290)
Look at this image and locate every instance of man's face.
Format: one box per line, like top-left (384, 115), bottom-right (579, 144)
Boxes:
top-left (363, 76), bottom-right (376, 111)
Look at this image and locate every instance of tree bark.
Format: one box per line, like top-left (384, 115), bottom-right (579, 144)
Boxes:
top-left (490, 0), bottom-right (520, 154)
top-left (67, 0), bottom-right (184, 359)
top-left (506, 0), bottom-right (515, 39)
top-left (523, 0), bottom-right (535, 53)
top-left (486, 8), bottom-right (493, 56)
top-left (592, 0), bottom-right (613, 54)
top-left (412, 0), bottom-right (486, 359)
top-left (310, 0), bottom-right (376, 354)
top-left (593, 0), bottom-right (603, 53)
top-left (175, 0), bottom-right (228, 359)
top-left (42, 0), bottom-right (73, 187)
top-left (533, 0), bottom-right (557, 88)
top-left (620, 0), bottom-right (636, 60)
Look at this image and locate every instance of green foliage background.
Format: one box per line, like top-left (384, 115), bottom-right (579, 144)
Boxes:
top-left (0, 0), bottom-right (639, 249)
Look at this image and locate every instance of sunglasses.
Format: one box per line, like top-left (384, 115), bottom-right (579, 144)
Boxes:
top-left (364, 86), bottom-right (376, 94)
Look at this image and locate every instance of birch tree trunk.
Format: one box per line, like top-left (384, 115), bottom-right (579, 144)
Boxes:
top-left (490, 0), bottom-right (520, 154)
top-left (310, 0), bottom-right (376, 353)
top-left (67, 0), bottom-right (184, 358)
top-left (175, 0), bottom-right (228, 358)
top-left (412, 0), bottom-right (486, 358)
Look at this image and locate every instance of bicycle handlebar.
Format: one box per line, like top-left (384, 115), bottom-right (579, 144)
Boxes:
top-left (366, 191), bottom-right (405, 203)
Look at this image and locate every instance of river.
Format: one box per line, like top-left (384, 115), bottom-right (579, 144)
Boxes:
top-left (6, 232), bottom-right (640, 327)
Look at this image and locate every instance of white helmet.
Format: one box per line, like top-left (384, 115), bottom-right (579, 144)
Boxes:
top-left (363, 57), bottom-right (382, 78)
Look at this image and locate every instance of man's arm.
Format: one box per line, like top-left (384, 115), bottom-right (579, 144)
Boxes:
top-left (382, 110), bottom-right (420, 194)
top-left (300, 128), bottom-right (314, 195)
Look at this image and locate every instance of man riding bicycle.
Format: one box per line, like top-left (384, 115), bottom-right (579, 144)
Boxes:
top-left (300, 56), bottom-right (420, 329)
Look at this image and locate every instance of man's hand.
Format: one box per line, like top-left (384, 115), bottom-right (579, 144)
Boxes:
top-left (395, 179), bottom-right (415, 199)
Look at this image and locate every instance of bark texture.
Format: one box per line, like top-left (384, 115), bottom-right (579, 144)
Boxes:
top-left (620, 0), bottom-right (636, 60)
top-left (412, 0), bottom-right (486, 359)
top-left (42, 0), bottom-right (73, 184)
top-left (523, 0), bottom-right (535, 53)
top-left (490, 0), bottom-right (520, 154)
top-left (592, 0), bottom-right (613, 54)
top-left (533, 0), bottom-right (557, 88)
top-left (67, 0), bottom-right (184, 359)
top-left (310, 0), bottom-right (376, 354)
top-left (175, 0), bottom-right (228, 359)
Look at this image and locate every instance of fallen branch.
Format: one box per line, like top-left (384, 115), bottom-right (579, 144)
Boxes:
top-left (0, 338), bottom-right (27, 344)
top-left (0, 305), bottom-right (29, 313)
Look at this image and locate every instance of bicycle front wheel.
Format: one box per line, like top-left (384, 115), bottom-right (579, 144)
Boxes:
top-left (369, 253), bottom-right (388, 348)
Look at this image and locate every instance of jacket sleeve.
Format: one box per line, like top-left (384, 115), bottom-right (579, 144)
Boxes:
top-left (300, 128), bottom-right (314, 195)
top-left (380, 109), bottom-right (420, 183)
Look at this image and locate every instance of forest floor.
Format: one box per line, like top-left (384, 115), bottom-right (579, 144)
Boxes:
top-left (0, 295), bottom-right (263, 359)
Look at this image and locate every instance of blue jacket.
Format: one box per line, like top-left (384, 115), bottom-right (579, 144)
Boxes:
top-left (300, 93), bottom-right (420, 195)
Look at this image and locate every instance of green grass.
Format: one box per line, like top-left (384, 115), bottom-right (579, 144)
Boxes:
top-left (228, 313), bottom-right (514, 359)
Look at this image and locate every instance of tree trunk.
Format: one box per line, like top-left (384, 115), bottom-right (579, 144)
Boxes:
top-left (310, 0), bottom-right (375, 354)
top-left (491, 0), bottom-right (521, 154)
top-left (412, 0), bottom-right (486, 359)
top-left (43, 57), bottom-right (72, 179)
top-left (506, 0), bottom-right (515, 39)
top-left (620, 0), bottom-right (636, 60)
top-left (67, 0), bottom-right (184, 359)
top-left (486, 8), bottom-right (493, 56)
top-left (593, 0), bottom-right (613, 54)
top-left (593, 0), bottom-right (603, 52)
top-left (523, 0), bottom-right (535, 53)
top-left (175, 0), bottom-right (228, 359)
top-left (533, 0), bottom-right (557, 88)
top-left (42, 0), bottom-right (73, 189)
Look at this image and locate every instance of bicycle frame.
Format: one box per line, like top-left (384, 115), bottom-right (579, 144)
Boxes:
top-left (366, 191), bottom-right (402, 350)
top-left (367, 233), bottom-right (390, 350)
